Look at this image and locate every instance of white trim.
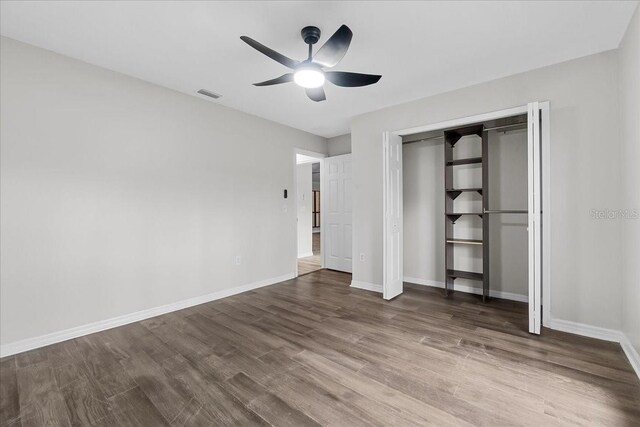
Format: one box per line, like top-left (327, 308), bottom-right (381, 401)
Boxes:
top-left (297, 252), bottom-right (314, 259)
top-left (547, 317), bottom-right (623, 342)
top-left (350, 280), bottom-right (383, 293)
top-left (0, 272), bottom-right (295, 357)
top-left (620, 335), bottom-right (640, 379)
top-left (546, 317), bottom-right (639, 380)
top-left (293, 147), bottom-right (327, 277)
top-left (296, 154), bottom-right (322, 165)
top-left (540, 101), bottom-right (552, 327)
top-left (295, 148), bottom-right (328, 160)
top-left (404, 277), bottom-right (528, 303)
top-left (394, 105), bottom-right (529, 137)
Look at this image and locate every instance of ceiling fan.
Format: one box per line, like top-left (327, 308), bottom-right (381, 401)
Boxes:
top-left (240, 25), bottom-right (381, 102)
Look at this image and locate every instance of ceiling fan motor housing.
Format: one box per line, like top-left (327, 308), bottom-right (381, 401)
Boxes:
top-left (301, 26), bottom-right (321, 45)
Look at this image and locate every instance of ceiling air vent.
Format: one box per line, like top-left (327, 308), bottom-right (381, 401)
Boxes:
top-left (197, 89), bottom-right (222, 99)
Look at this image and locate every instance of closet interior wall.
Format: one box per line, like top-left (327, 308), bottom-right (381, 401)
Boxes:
top-left (402, 115), bottom-right (528, 300)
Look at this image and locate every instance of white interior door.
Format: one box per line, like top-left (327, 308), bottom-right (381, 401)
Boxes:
top-left (383, 132), bottom-right (403, 300)
top-left (528, 102), bottom-right (542, 334)
top-left (324, 154), bottom-right (352, 273)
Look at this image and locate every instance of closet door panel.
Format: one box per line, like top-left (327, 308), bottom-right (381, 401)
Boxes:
top-left (383, 133), bottom-right (403, 299)
top-left (527, 101), bottom-right (542, 335)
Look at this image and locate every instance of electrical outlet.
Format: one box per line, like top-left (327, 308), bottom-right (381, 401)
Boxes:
top-left (235, 255), bottom-right (241, 265)
top-left (359, 253), bottom-right (365, 262)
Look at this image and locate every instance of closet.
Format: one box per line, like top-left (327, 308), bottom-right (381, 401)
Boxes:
top-left (402, 114), bottom-right (529, 303)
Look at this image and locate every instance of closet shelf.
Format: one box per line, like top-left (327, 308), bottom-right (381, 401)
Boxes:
top-left (446, 212), bottom-right (483, 223)
top-left (445, 125), bottom-right (484, 146)
top-left (446, 157), bottom-right (482, 166)
top-left (446, 188), bottom-right (483, 199)
top-left (446, 188), bottom-right (483, 193)
top-left (446, 269), bottom-right (483, 281)
top-left (444, 123), bottom-right (489, 302)
top-left (446, 239), bottom-right (483, 245)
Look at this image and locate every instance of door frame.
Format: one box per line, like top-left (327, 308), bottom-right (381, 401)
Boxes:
top-left (293, 148), bottom-right (327, 277)
top-left (382, 102), bottom-right (551, 329)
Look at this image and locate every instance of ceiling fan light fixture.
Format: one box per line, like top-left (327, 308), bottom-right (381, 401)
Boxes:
top-left (294, 67), bottom-right (325, 88)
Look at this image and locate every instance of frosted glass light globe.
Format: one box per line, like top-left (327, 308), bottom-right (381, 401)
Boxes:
top-left (294, 68), bottom-right (325, 88)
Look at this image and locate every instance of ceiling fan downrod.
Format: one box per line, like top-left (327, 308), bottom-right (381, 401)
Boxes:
top-left (301, 26), bottom-right (321, 60)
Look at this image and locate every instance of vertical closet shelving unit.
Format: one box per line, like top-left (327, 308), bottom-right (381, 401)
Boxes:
top-left (444, 125), bottom-right (490, 302)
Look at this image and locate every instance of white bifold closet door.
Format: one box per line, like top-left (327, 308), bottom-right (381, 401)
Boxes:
top-left (383, 133), bottom-right (403, 300)
top-left (527, 101), bottom-right (542, 334)
top-left (324, 154), bottom-right (353, 273)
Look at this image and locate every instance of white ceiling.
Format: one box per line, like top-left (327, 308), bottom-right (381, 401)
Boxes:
top-left (1, 1), bottom-right (636, 137)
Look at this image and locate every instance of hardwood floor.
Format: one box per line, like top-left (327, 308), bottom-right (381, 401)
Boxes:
top-left (297, 255), bottom-right (321, 276)
top-left (1, 270), bottom-right (639, 426)
top-left (297, 232), bottom-right (321, 276)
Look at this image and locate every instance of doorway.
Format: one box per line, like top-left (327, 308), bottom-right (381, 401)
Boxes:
top-left (295, 150), bottom-right (325, 276)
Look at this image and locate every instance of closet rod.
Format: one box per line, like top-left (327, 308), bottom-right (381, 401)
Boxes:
top-left (483, 123), bottom-right (527, 132)
top-left (405, 121), bottom-right (527, 142)
top-left (402, 135), bottom-right (443, 144)
top-left (483, 209), bottom-right (527, 214)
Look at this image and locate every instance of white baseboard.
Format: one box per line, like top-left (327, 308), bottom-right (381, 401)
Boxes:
top-left (403, 276), bottom-right (528, 303)
top-left (297, 252), bottom-right (314, 259)
top-left (546, 317), bottom-right (622, 342)
top-left (0, 272), bottom-right (295, 358)
top-left (548, 317), bottom-right (640, 380)
top-left (350, 280), bottom-right (383, 293)
top-left (620, 335), bottom-right (640, 379)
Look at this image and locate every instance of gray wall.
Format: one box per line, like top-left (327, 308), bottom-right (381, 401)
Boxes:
top-left (619, 6), bottom-right (640, 357)
top-left (403, 139), bottom-right (444, 286)
top-left (403, 130), bottom-right (528, 298)
top-left (327, 134), bottom-right (351, 156)
top-left (0, 37), bottom-right (327, 348)
top-left (352, 50), bottom-right (623, 330)
top-left (486, 130), bottom-right (528, 297)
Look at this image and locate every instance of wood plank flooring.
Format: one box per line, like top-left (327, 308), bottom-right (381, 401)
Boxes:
top-left (1, 269), bottom-right (639, 426)
top-left (297, 232), bottom-right (321, 276)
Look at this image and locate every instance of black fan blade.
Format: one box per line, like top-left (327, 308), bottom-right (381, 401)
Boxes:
top-left (240, 36), bottom-right (299, 69)
top-left (325, 71), bottom-right (381, 87)
top-left (313, 25), bottom-right (353, 68)
top-left (305, 87), bottom-right (326, 102)
top-left (253, 74), bottom-right (294, 86)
